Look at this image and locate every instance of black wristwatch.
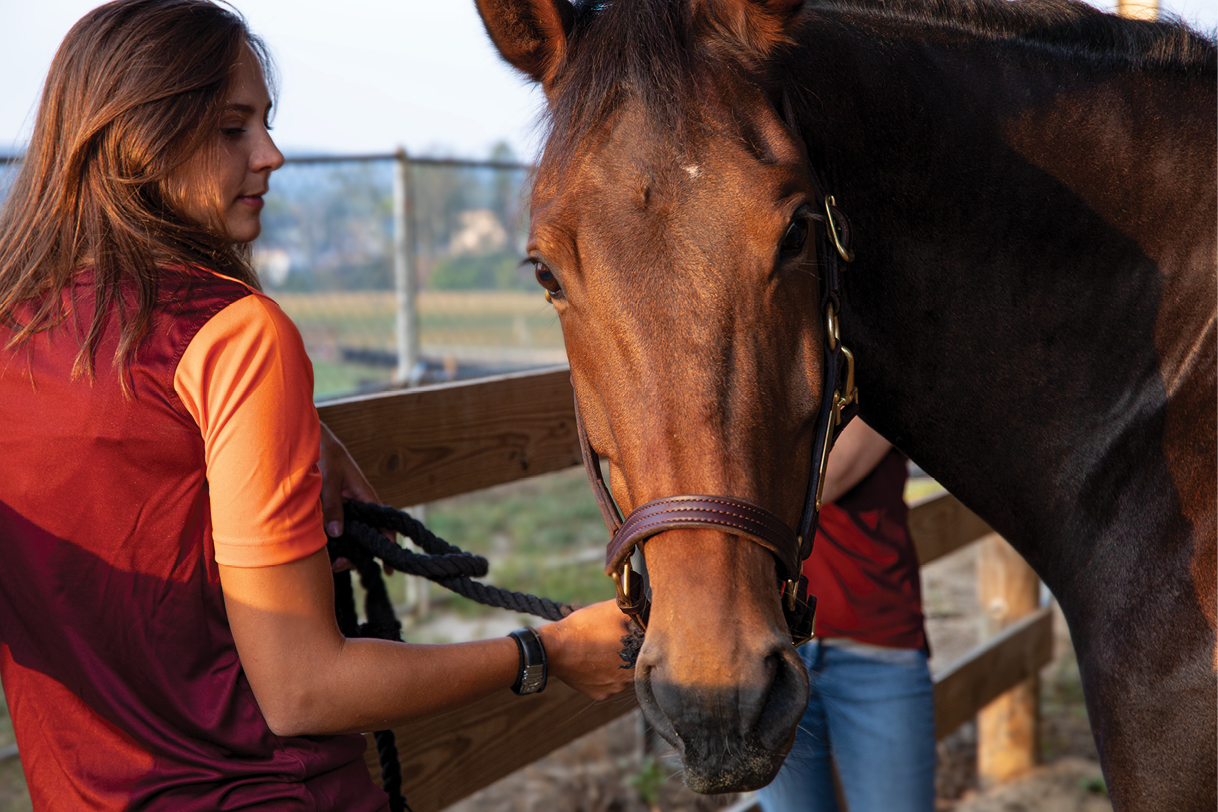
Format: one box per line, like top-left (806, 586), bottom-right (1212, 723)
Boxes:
top-left (508, 627), bottom-right (548, 695)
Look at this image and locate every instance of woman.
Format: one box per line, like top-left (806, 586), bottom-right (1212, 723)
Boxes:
top-left (0, 2), bottom-right (632, 809)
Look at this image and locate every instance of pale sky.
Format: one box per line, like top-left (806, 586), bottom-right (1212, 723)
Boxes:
top-left (2, 0), bottom-right (1214, 162)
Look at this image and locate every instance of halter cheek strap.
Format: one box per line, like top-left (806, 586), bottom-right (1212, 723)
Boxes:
top-left (572, 183), bottom-right (857, 648)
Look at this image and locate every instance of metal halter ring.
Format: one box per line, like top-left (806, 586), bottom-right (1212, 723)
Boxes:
top-left (824, 195), bottom-right (855, 262)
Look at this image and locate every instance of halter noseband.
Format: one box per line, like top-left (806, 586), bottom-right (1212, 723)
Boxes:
top-left (573, 184), bottom-right (858, 648)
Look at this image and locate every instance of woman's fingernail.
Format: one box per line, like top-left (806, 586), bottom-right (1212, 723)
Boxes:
top-left (327, 521), bottom-right (342, 538)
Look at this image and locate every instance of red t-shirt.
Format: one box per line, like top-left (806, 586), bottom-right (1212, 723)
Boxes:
top-left (0, 268), bottom-right (387, 811)
top-left (802, 448), bottom-right (928, 650)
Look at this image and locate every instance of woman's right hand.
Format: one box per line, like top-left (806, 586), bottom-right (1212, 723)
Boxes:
top-left (538, 600), bottom-right (636, 700)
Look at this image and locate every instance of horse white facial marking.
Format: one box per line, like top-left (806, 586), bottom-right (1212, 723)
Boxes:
top-left (684, 164), bottom-right (702, 179)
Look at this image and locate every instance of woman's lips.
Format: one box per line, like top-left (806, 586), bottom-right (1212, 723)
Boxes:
top-left (237, 195), bottom-right (264, 209)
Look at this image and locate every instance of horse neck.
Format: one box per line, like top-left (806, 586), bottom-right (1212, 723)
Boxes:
top-left (788, 15), bottom-right (1216, 591)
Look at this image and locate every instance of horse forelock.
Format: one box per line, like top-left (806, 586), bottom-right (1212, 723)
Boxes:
top-left (542, 1), bottom-right (696, 173)
top-left (540, 0), bottom-right (798, 176)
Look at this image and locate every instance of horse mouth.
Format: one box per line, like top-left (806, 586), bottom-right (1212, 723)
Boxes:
top-left (671, 723), bottom-right (798, 794)
top-left (634, 644), bottom-right (808, 793)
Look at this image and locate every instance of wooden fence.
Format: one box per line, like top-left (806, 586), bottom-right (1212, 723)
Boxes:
top-left (318, 366), bottom-right (1053, 811)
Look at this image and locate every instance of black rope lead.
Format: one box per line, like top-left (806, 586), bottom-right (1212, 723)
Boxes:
top-left (327, 500), bottom-right (643, 812)
top-left (331, 530), bottom-right (410, 811)
top-left (333, 500), bottom-right (575, 621)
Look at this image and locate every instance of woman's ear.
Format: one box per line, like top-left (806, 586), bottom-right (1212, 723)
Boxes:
top-left (475, 0), bottom-right (576, 87)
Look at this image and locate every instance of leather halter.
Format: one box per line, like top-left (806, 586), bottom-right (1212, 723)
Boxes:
top-left (572, 173), bottom-right (858, 647)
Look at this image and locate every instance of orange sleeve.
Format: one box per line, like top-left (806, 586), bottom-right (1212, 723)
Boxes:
top-left (174, 292), bottom-right (327, 568)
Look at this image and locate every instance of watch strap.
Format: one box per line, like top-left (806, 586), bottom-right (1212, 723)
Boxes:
top-left (508, 627), bottom-right (547, 695)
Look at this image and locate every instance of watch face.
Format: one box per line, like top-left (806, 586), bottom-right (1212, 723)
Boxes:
top-left (520, 663), bottom-right (546, 694)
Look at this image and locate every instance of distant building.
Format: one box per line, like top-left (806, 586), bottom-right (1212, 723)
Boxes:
top-left (449, 209), bottom-right (508, 255)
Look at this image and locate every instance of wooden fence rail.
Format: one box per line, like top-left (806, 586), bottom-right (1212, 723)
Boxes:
top-left (316, 367), bottom-right (1053, 812)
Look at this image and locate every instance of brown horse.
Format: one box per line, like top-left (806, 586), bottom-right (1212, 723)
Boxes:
top-left (474, 0), bottom-right (1216, 808)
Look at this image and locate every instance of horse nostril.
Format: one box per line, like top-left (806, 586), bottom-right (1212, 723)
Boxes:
top-left (633, 654), bottom-right (685, 752)
top-left (756, 643), bottom-right (810, 752)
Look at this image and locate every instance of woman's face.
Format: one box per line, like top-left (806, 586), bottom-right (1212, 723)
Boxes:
top-left (181, 48), bottom-right (284, 243)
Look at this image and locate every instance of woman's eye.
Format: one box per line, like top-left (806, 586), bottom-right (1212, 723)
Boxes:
top-left (220, 127), bottom-right (246, 138)
top-left (781, 217), bottom-right (809, 255)
top-left (534, 262), bottom-right (562, 294)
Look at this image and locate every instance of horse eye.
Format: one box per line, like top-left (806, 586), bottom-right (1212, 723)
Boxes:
top-left (781, 217), bottom-right (809, 255)
top-left (534, 261), bottom-right (562, 294)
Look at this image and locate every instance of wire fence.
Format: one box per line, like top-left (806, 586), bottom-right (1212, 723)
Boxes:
top-left (0, 150), bottom-right (566, 401)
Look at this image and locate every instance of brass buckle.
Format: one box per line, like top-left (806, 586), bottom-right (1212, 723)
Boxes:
top-left (813, 402), bottom-right (836, 513)
top-left (784, 577), bottom-right (800, 612)
top-left (813, 346), bottom-right (858, 511)
top-left (784, 580), bottom-right (816, 648)
top-left (833, 346), bottom-right (858, 426)
top-left (824, 195), bottom-right (854, 263)
top-left (612, 559), bottom-right (648, 630)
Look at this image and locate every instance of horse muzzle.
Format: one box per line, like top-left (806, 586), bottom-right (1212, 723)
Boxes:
top-left (633, 582), bottom-right (811, 793)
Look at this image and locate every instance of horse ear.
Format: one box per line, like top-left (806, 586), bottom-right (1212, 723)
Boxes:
top-left (694, 0), bottom-right (805, 58)
top-left (475, 0), bottom-right (576, 86)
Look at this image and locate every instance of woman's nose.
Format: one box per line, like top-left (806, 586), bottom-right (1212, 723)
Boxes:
top-left (253, 130), bottom-right (284, 174)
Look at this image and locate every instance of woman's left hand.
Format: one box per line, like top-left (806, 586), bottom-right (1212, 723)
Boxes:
top-left (318, 421), bottom-right (391, 573)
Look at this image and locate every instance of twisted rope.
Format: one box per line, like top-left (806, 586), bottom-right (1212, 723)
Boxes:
top-left (331, 540), bottom-right (410, 812)
top-left (328, 500), bottom-right (643, 812)
top-left (334, 501), bottom-right (575, 622)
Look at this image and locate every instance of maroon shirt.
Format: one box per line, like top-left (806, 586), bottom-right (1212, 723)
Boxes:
top-left (802, 449), bottom-right (928, 650)
top-left (0, 270), bottom-right (387, 810)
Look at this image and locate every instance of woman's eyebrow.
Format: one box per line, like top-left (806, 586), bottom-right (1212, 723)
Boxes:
top-left (223, 103), bottom-right (256, 115)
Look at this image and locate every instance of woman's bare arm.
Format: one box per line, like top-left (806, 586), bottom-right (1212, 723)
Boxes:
top-left (819, 418), bottom-right (893, 505)
top-left (219, 550), bottom-right (634, 737)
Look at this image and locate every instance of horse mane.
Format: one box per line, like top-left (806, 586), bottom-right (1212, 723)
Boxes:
top-left (542, 0), bottom-right (1215, 169)
top-left (814, 0), bottom-right (1216, 72)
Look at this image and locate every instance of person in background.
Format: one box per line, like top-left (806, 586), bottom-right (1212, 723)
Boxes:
top-left (0, 2), bottom-right (632, 809)
top-left (759, 418), bottom-right (936, 812)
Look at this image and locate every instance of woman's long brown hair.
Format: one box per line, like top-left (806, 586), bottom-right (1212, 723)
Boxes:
top-left (0, 0), bottom-right (272, 384)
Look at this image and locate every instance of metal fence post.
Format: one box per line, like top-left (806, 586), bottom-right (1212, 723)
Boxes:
top-left (393, 146), bottom-right (419, 386)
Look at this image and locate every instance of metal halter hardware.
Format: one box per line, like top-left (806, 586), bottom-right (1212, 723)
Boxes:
top-left (572, 184), bottom-right (858, 648)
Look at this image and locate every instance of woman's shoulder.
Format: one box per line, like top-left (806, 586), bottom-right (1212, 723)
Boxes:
top-left (161, 264), bottom-right (258, 299)
top-left (160, 265), bottom-right (286, 326)
top-left (156, 266), bottom-right (301, 367)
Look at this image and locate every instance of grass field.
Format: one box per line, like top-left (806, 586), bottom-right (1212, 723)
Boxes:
top-left (270, 290), bottom-right (567, 400)
top-left (277, 290), bottom-right (563, 349)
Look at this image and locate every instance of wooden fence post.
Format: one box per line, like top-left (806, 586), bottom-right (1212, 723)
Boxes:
top-left (976, 534), bottom-right (1041, 786)
top-left (1117, 0), bottom-right (1158, 20)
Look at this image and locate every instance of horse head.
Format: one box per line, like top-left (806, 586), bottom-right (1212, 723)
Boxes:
top-left (477, 0), bottom-right (830, 792)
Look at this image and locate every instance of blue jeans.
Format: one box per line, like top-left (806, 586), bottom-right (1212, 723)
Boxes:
top-left (757, 640), bottom-right (936, 812)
